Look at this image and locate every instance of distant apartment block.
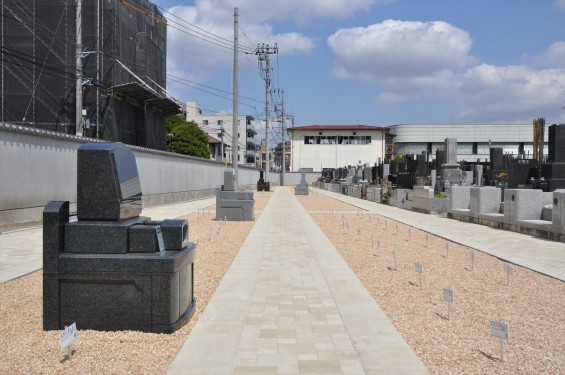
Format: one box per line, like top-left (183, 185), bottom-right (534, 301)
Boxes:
top-left (185, 101), bottom-right (258, 166)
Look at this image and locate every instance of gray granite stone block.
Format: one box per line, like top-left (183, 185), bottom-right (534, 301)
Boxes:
top-left (448, 186), bottom-right (470, 212)
top-left (373, 188), bottom-right (381, 203)
top-left (295, 173), bottom-right (309, 195)
top-left (128, 225), bottom-right (163, 253)
top-left (77, 143), bottom-right (142, 221)
top-left (553, 189), bottom-right (565, 234)
top-left (222, 168), bottom-right (235, 191)
top-left (51, 245), bottom-right (196, 333)
top-left (470, 187), bottom-right (501, 216)
top-left (504, 189), bottom-right (543, 225)
top-left (160, 219), bottom-right (189, 250)
top-left (443, 138), bottom-right (458, 166)
top-left (43, 201), bottom-right (69, 274)
top-left (295, 185), bottom-right (309, 195)
top-left (64, 217), bottom-right (150, 254)
top-left (414, 186), bottom-right (434, 199)
top-left (220, 191), bottom-right (254, 200)
top-left (216, 190), bottom-right (255, 221)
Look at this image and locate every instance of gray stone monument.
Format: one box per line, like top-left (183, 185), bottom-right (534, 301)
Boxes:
top-left (217, 168), bottom-right (255, 221)
top-left (43, 142), bottom-right (196, 333)
top-left (441, 138), bottom-right (462, 187)
top-left (295, 171), bottom-right (309, 195)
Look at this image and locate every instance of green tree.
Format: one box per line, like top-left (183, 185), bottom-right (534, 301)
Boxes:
top-left (165, 115), bottom-right (210, 159)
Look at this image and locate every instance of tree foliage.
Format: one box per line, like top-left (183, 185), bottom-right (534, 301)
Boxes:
top-left (165, 115), bottom-right (210, 159)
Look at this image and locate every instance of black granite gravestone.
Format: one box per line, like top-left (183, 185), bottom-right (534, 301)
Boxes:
top-left (541, 124), bottom-right (565, 191)
top-left (43, 142), bottom-right (196, 333)
top-left (257, 170), bottom-right (270, 191)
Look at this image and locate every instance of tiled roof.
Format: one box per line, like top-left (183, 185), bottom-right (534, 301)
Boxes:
top-left (288, 125), bottom-right (389, 132)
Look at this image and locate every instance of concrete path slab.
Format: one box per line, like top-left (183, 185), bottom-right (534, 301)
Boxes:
top-left (311, 187), bottom-right (565, 281)
top-left (168, 187), bottom-right (428, 375)
top-left (0, 198), bottom-right (215, 283)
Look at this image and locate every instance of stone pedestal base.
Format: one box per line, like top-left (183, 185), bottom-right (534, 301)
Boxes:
top-left (295, 183), bottom-right (309, 195)
top-left (257, 181), bottom-right (270, 191)
top-left (216, 190), bottom-right (255, 221)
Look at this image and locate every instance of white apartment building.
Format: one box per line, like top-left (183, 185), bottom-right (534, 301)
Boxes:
top-left (288, 125), bottom-right (389, 172)
top-left (185, 101), bottom-right (258, 166)
top-left (388, 123), bottom-right (549, 162)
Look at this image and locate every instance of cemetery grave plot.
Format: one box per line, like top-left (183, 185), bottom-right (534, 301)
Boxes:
top-left (0, 209), bottom-right (258, 374)
top-left (303, 194), bottom-right (565, 374)
top-left (295, 191), bottom-right (363, 212)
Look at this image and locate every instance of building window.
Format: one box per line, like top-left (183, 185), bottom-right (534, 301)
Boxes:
top-left (304, 135), bottom-right (371, 145)
top-left (472, 142), bottom-right (478, 155)
top-left (203, 120), bottom-right (208, 126)
top-left (218, 120), bottom-right (223, 126)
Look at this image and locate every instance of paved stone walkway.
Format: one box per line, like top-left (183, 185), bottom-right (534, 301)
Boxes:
top-left (168, 187), bottom-right (427, 374)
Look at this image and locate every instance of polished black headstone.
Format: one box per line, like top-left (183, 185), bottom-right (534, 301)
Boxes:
top-left (77, 142), bottom-right (142, 221)
top-left (548, 124), bottom-right (565, 163)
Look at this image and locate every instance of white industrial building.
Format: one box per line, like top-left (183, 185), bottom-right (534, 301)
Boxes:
top-left (185, 101), bottom-right (258, 166)
top-left (288, 125), bottom-right (390, 172)
top-left (388, 123), bottom-right (549, 162)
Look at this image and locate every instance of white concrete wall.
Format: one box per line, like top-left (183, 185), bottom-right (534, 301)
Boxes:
top-left (0, 124), bottom-right (260, 226)
top-left (290, 130), bottom-right (385, 172)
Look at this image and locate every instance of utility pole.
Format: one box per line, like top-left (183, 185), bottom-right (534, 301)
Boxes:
top-left (232, 7), bottom-right (239, 189)
top-left (255, 43), bottom-right (278, 183)
top-left (280, 89), bottom-right (286, 185)
top-left (96, 0), bottom-right (100, 139)
top-left (75, 0), bottom-right (83, 136)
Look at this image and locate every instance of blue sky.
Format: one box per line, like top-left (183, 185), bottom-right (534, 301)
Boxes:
top-left (152, 0), bottom-right (565, 133)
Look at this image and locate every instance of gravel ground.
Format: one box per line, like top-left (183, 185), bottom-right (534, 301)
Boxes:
top-left (1, 190), bottom-right (563, 374)
top-left (301, 193), bottom-right (565, 375)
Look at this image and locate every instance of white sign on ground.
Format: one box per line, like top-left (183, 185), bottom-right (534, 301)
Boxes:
top-left (415, 262), bottom-right (423, 286)
top-left (60, 322), bottom-right (77, 356)
top-left (490, 320), bottom-right (509, 362)
top-left (443, 288), bottom-right (454, 320)
top-left (490, 320), bottom-right (509, 340)
top-left (443, 288), bottom-right (454, 303)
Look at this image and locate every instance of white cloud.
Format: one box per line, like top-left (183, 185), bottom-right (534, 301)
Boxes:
top-left (185, 0), bottom-right (383, 24)
top-left (523, 41), bottom-right (565, 68)
top-left (556, 0), bottom-right (565, 10)
top-left (328, 19), bottom-right (565, 122)
top-left (328, 20), bottom-right (474, 83)
top-left (457, 64), bottom-right (565, 121)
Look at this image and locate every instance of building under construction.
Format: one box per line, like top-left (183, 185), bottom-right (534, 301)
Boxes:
top-left (0, 0), bottom-right (180, 149)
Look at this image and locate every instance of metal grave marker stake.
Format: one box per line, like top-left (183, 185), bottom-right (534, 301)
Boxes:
top-left (490, 320), bottom-right (509, 362)
top-left (470, 248), bottom-right (475, 271)
top-left (415, 262), bottom-right (423, 286)
top-left (445, 241), bottom-right (449, 258)
top-left (424, 233), bottom-right (428, 248)
top-left (392, 249), bottom-right (398, 271)
top-left (377, 240), bottom-right (382, 257)
top-left (443, 288), bottom-right (454, 320)
top-left (60, 322), bottom-right (77, 361)
top-left (356, 228), bottom-right (361, 241)
top-left (395, 223), bottom-right (399, 235)
top-left (504, 263), bottom-right (513, 286)
top-left (370, 232), bottom-right (374, 248)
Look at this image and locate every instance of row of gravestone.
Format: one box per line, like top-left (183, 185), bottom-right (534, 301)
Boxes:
top-left (448, 186), bottom-right (565, 240)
